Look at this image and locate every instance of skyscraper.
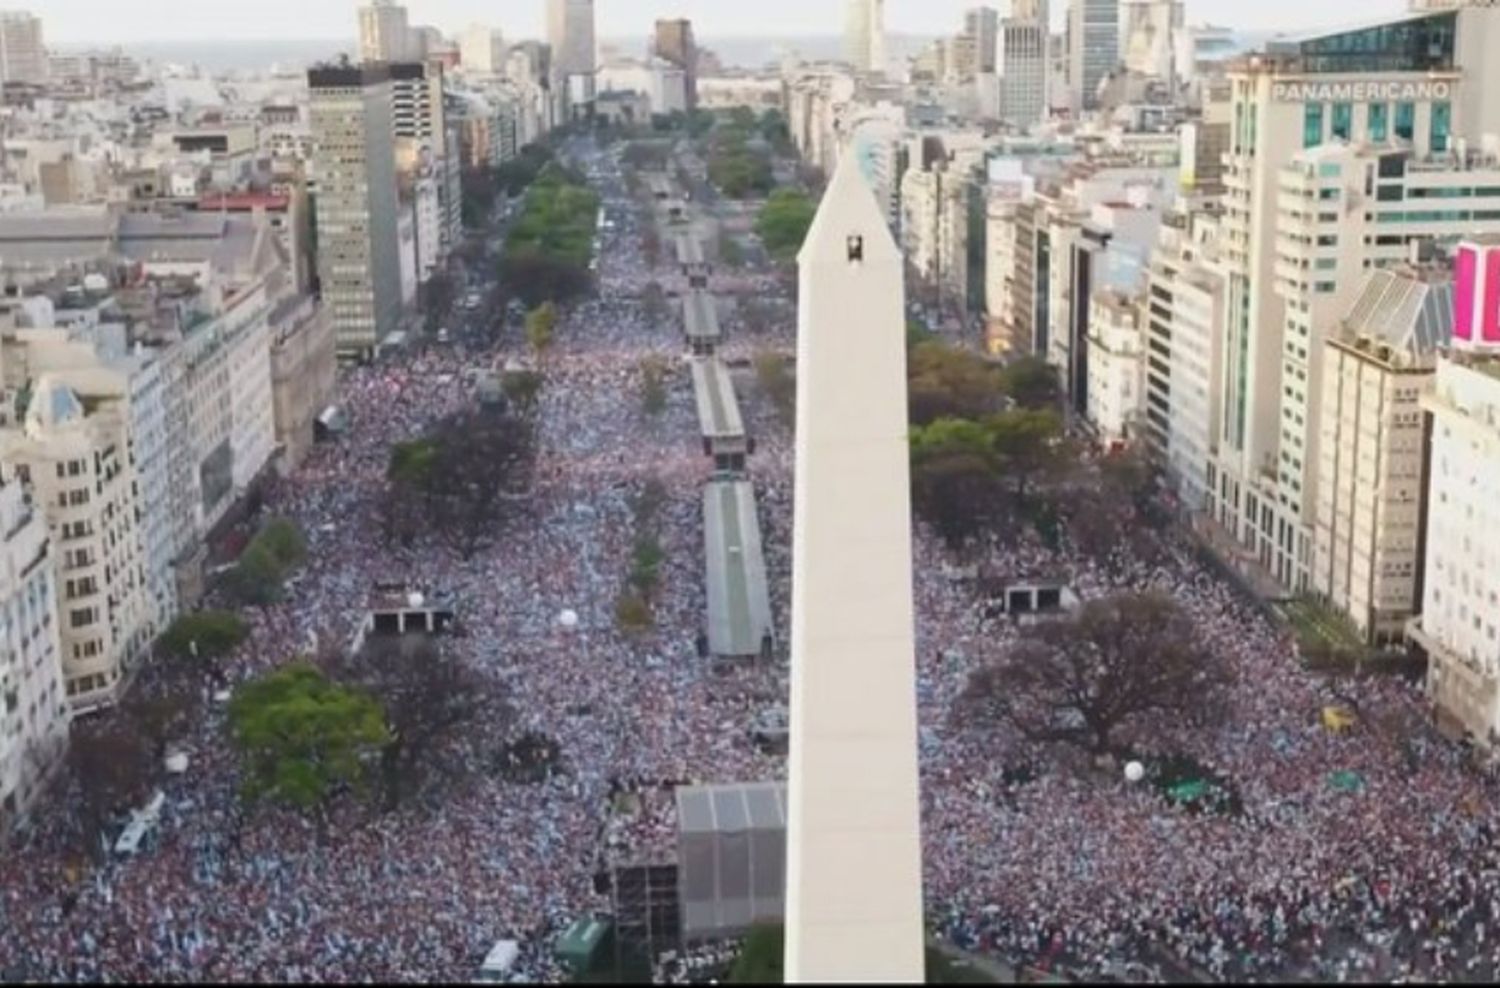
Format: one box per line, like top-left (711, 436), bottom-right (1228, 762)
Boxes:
top-left (547, 0), bottom-right (597, 114)
top-left (844, 0), bottom-right (887, 75)
top-left (1068, 0), bottom-right (1120, 113)
top-left (785, 155), bottom-right (924, 982)
top-left (999, 2), bottom-right (1049, 129)
top-left (1122, 0), bottom-right (1184, 82)
top-left (964, 6), bottom-right (1000, 76)
top-left (308, 63), bottom-right (403, 358)
top-left (0, 10), bottom-right (46, 84)
top-left (459, 24), bottom-right (507, 77)
top-left (654, 19), bottom-right (698, 111)
top-left (357, 0), bottom-right (411, 63)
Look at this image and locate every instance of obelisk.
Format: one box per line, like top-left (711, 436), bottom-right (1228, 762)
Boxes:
top-left (784, 154), bottom-right (925, 982)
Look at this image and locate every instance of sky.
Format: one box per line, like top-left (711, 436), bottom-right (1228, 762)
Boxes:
top-left (41, 0), bottom-right (1410, 46)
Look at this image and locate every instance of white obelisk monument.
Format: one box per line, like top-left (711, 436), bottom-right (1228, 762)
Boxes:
top-left (784, 154), bottom-right (925, 982)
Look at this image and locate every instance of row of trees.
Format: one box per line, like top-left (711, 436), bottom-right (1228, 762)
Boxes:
top-left (706, 109), bottom-right (776, 199)
top-left (385, 408), bottom-right (537, 558)
top-left (755, 188), bottom-right (816, 264)
top-left (460, 144), bottom-right (556, 228)
top-left (615, 479), bottom-right (668, 634)
top-left (500, 165), bottom-right (600, 307)
top-left (224, 517), bottom-right (307, 606)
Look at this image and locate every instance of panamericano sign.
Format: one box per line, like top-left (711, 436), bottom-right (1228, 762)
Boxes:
top-left (1271, 80), bottom-right (1454, 103)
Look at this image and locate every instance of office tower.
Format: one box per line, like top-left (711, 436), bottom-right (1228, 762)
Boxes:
top-left (0, 463), bottom-right (68, 825)
top-left (1313, 264), bottom-right (1452, 647)
top-left (785, 154), bottom-right (924, 983)
top-left (459, 24), bottom-right (506, 76)
top-left (547, 0), bottom-right (596, 78)
top-left (308, 63), bottom-right (402, 358)
top-left (0, 10), bottom-right (45, 84)
top-left (654, 19), bottom-right (698, 111)
top-left (998, 8), bottom-right (1049, 129)
top-left (357, 1), bottom-right (410, 63)
top-left (964, 7), bottom-right (1000, 75)
top-left (1209, 2), bottom-right (1500, 591)
top-left (844, 0), bottom-right (887, 75)
top-left (1068, 0), bottom-right (1120, 114)
top-left (1122, 0), bottom-right (1184, 82)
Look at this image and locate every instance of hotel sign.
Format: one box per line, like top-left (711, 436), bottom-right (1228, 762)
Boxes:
top-left (1272, 80), bottom-right (1453, 103)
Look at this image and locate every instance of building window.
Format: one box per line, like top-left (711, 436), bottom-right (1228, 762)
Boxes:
top-left (1303, 103), bottom-right (1325, 149)
top-left (1331, 102), bottom-right (1353, 142)
top-left (1395, 102), bottom-right (1415, 142)
top-left (1431, 101), bottom-right (1452, 154)
top-left (1368, 102), bottom-right (1389, 143)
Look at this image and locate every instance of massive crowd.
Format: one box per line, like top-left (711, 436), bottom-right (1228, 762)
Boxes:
top-left (2, 138), bottom-right (1499, 986)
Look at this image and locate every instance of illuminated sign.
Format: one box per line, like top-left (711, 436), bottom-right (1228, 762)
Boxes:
top-left (1271, 80), bottom-right (1453, 103)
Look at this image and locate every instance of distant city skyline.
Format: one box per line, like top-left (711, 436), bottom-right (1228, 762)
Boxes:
top-left (41, 0), bottom-right (1407, 46)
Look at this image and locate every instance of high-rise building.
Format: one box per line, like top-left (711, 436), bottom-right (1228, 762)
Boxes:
top-left (1313, 263), bottom-right (1452, 647)
top-left (998, 8), bottom-right (1049, 130)
top-left (0, 462), bottom-right (68, 825)
top-left (785, 150), bottom-right (923, 988)
top-left (357, 1), bottom-right (411, 63)
top-left (1207, 2), bottom-right (1500, 591)
top-left (548, 0), bottom-right (597, 98)
top-left (1068, 0), bottom-right (1120, 114)
top-left (654, 19), bottom-right (698, 111)
top-left (458, 24), bottom-right (507, 77)
top-left (964, 7), bottom-right (1000, 76)
top-left (308, 63), bottom-right (403, 357)
top-left (844, 0), bottom-right (887, 75)
top-left (1410, 241), bottom-right (1500, 743)
top-left (1122, 0), bottom-right (1184, 82)
top-left (0, 9), bottom-right (46, 84)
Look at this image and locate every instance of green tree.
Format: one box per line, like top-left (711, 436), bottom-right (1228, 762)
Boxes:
top-left (755, 188), bottom-right (816, 262)
top-left (257, 517), bottom-right (306, 571)
top-left (999, 355), bottom-right (1062, 411)
top-left (728, 923), bottom-right (785, 984)
top-left (754, 351), bottom-right (796, 422)
top-left (226, 543), bottom-right (285, 606)
top-left (910, 418), bottom-right (1005, 548)
top-left (639, 355), bottom-right (670, 417)
top-left (987, 407), bottom-right (1068, 501)
top-left (908, 341), bottom-right (1006, 426)
top-left (228, 662), bottom-right (390, 812)
top-left (526, 301), bottom-right (558, 356)
top-left (500, 369), bottom-right (545, 416)
top-left (157, 610), bottom-right (248, 663)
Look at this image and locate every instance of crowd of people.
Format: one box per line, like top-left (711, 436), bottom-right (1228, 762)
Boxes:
top-left (4, 136), bottom-right (1500, 987)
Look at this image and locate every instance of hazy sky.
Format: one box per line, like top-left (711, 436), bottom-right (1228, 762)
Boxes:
top-left (42, 0), bottom-right (1408, 45)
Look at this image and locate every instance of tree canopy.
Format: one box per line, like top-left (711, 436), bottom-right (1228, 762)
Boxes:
top-left (228, 662), bottom-right (390, 811)
top-left (157, 610), bottom-right (248, 664)
top-left (961, 593), bottom-right (1233, 755)
top-left (755, 189), bottom-right (816, 263)
top-left (501, 167), bottom-right (599, 306)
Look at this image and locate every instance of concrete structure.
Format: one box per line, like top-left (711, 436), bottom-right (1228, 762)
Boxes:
top-left (1313, 264), bottom-right (1452, 646)
top-left (1122, 0), bottom-right (1184, 83)
top-left (269, 293), bottom-right (337, 475)
top-left (998, 13), bottom-right (1049, 131)
top-left (0, 10), bottom-right (45, 85)
top-left (1142, 205), bottom-right (1228, 513)
top-left (357, 1), bottom-right (411, 63)
top-left (964, 7), bottom-right (1000, 76)
top-left (785, 155), bottom-right (923, 982)
top-left (1085, 290), bottom-right (1145, 445)
top-left (308, 63), bottom-right (402, 357)
top-left (1069, 0), bottom-right (1121, 114)
top-left (702, 481), bottom-right (773, 661)
top-left (0, 462), bottom-right (67, 826)
top-left (458, 25), bottom-right (506, 78)
top-left (1209, 3), bottom-right (1500, 592)
top-left (0, 376), bottom-right (151, 712)
top-left (548, 0), bottom-right (597, 115)
top-left (653, 19), bottom-right (697, 111)
top-left (844, 0), bottom-right (887, 75)
top-left (1411, 345), bottom-right (1500, 745)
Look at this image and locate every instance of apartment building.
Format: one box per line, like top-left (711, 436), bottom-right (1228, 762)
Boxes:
top-left (0, 10), bottom-right (46, 86)
top-left (1313, 264), bottom-right (1452, 646)
top-left (0, 461), bottom-right (67, 825)
top-left (0, 376), bottom-right (152, 712)
top-left (269, 293), bottom-right (338, 475)
top-left (1085, 290), bottom-right (1146, 446)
